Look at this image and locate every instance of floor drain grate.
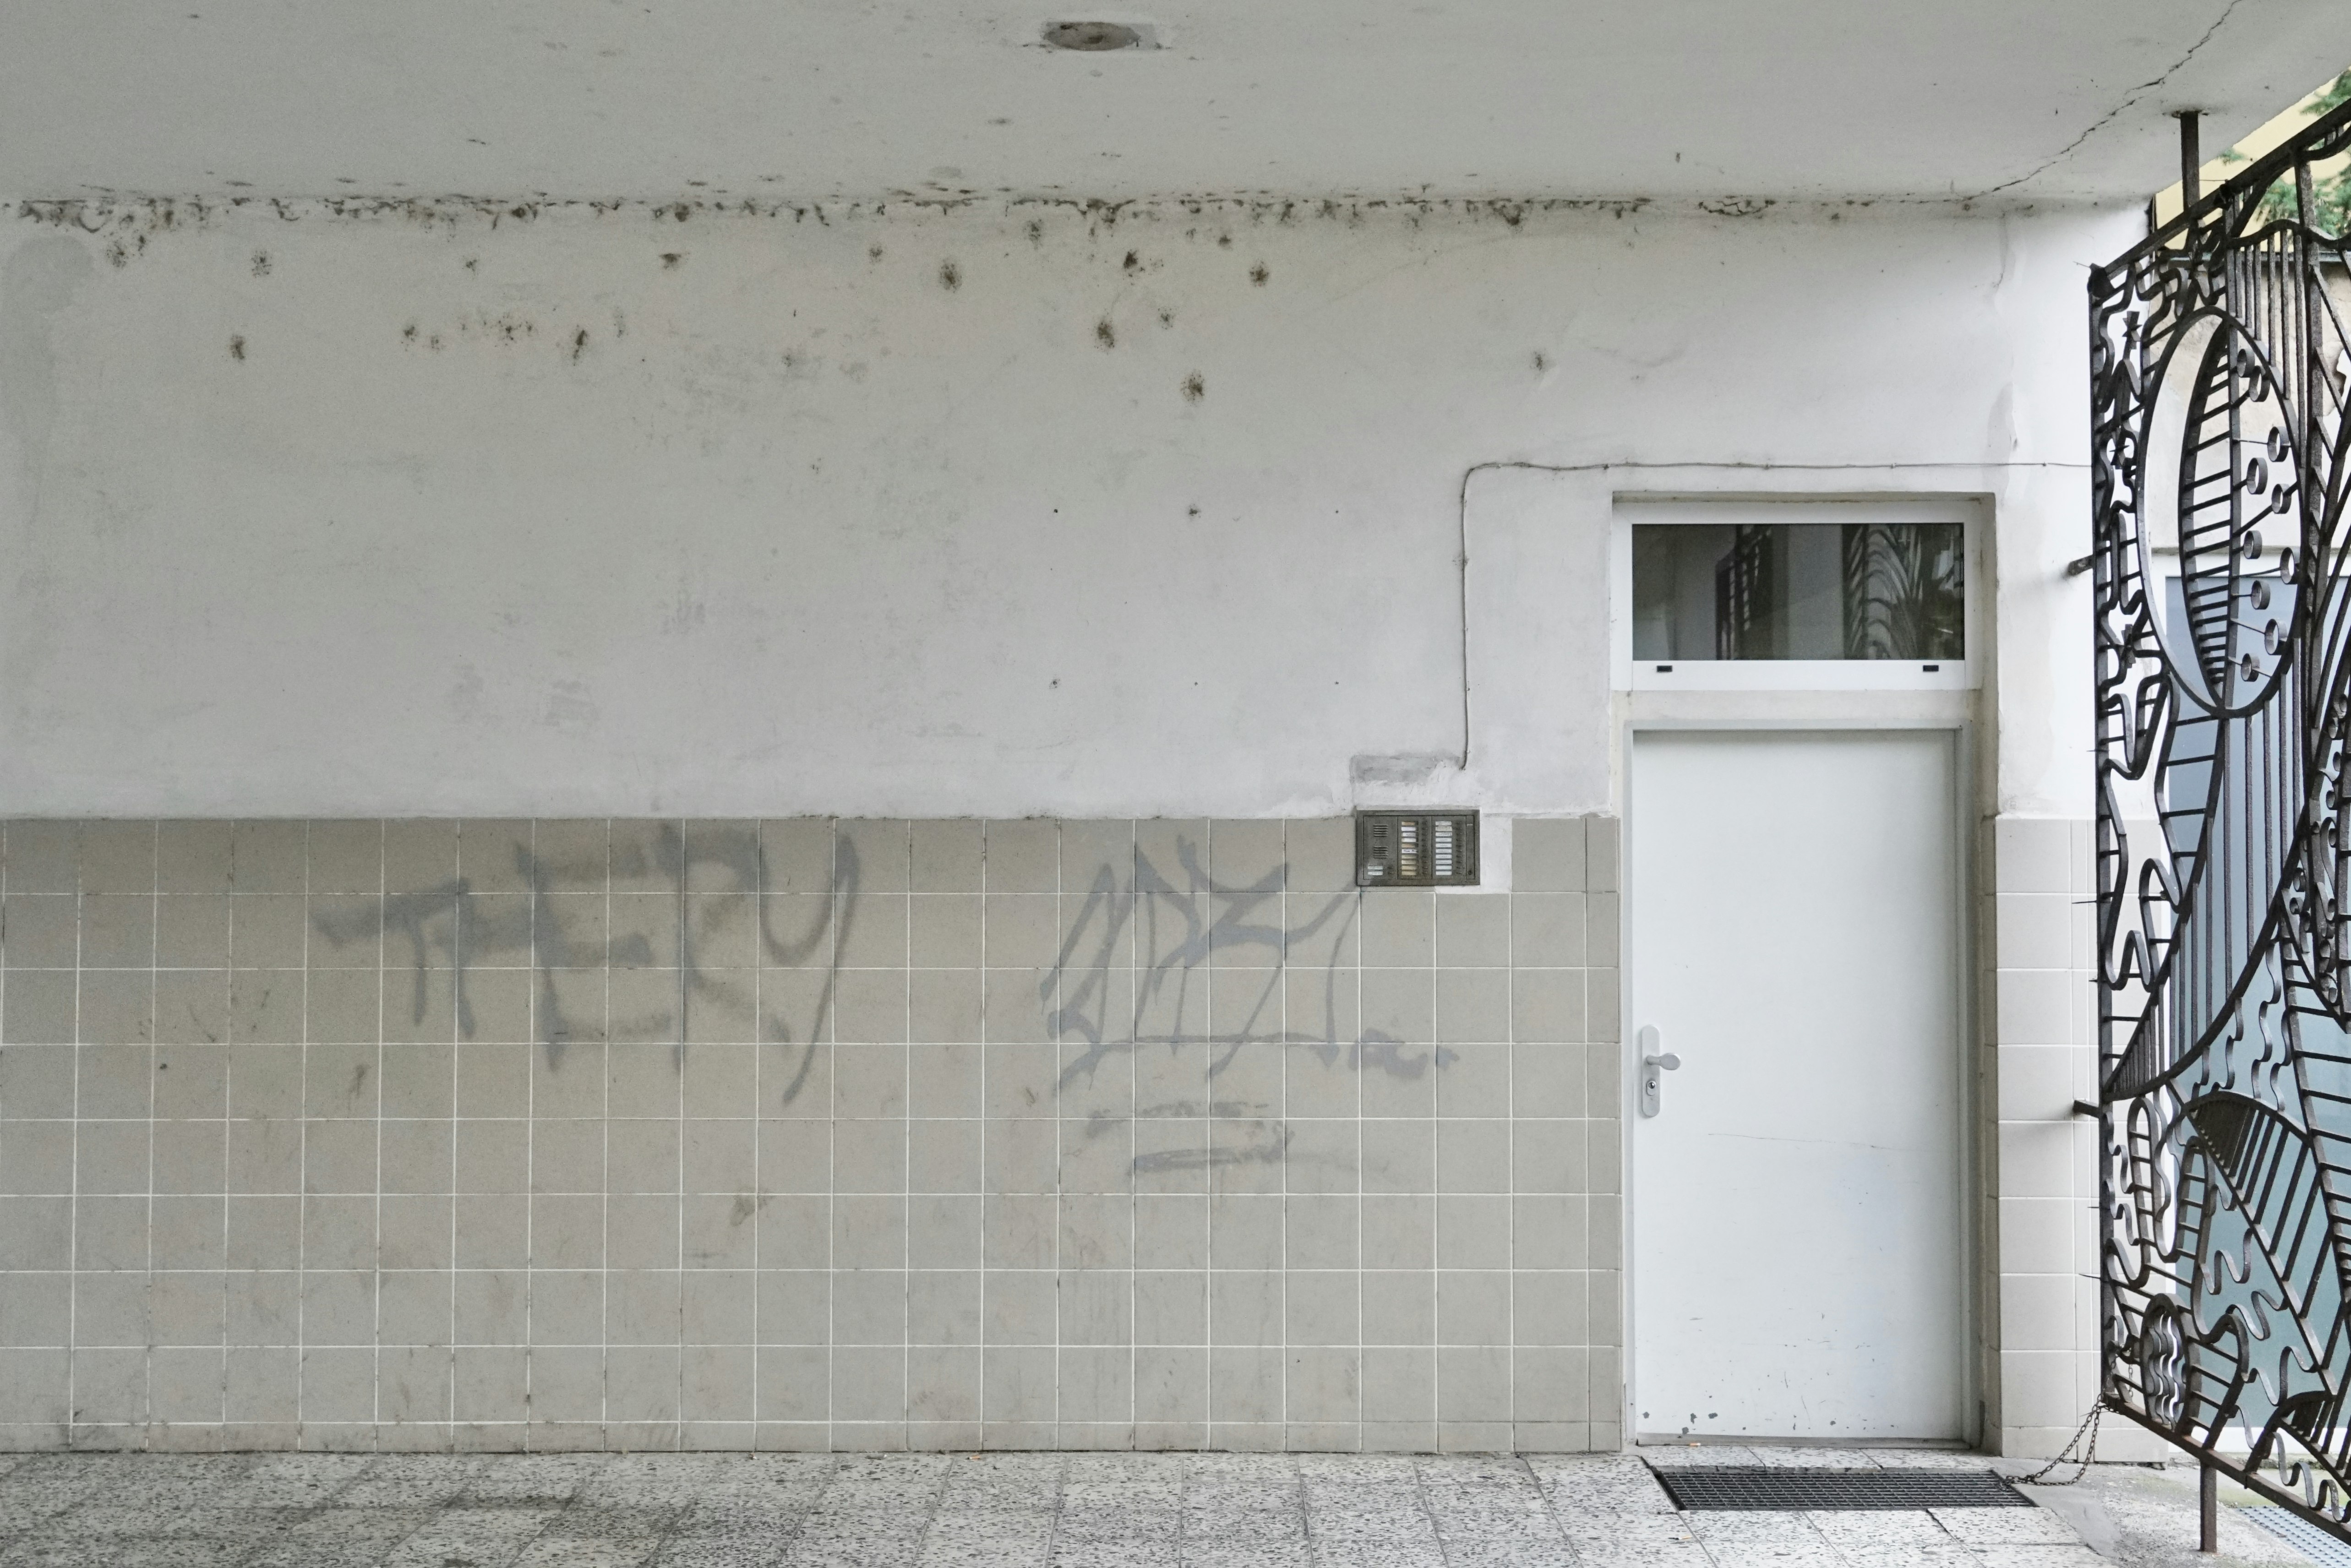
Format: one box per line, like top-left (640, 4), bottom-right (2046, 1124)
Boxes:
top-left (2246, 1506), bottom-right (2351, 1565)
top-left (1648, 1467), bottom-right (2035, 1511)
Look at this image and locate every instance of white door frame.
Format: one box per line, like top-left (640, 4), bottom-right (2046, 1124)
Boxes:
top-left (1608, 491), bottom-right (1989, 1447)
top-left (1617, 713), bottom-right (1981, 1447)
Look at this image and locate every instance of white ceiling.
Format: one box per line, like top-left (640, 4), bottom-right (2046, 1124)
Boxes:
top-left (1, 0), bottom-right (2341, 203)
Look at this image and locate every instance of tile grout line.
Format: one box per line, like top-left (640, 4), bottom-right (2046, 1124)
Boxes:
top-left (1201, 821), bottom-right (1212, 1450)
top-left (373, 820), bottom-right (388, 1446)
top-left (1429, 883), bottom-right (1440, 1452)
top-left (1353, 855), bottom-right (1365, 1455)
top-left (749, 821), bottom-right (764, 1453)
top-left (447, 824), bottom-right (464, 1445)
top-left (295, 821), bottom-right (311, 1447)
top-left (902, 825), bottom-right (912, 1454)
top-left (826, 818), bottom-right (838, 1452)
top-left (977, 821), bottom-right (988, 1450)
top-left (213, 834), bottom-right (236, 1432)
top-left (1055, 823), bottom-right (1066, 1449)
top-left (522, 820), bottom-right (537, 1454)
top-left (65, 825), bottom-right (82, 1445)
top-left (141, 824), bottom-right (158, 1439)
top-left (1277, 822), bottom-right (1289, 1452)
top-left (1507, 873), bottom-right (1517, 1452)
top-left (1126, 819), bottom-right (1137, 1453)
top-left (673, 822), bottom-right (689, 1451)
top-left (599, 818), bottom-right (613, 1449)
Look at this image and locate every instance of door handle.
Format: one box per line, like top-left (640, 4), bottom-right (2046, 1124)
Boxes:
top-left (1637, 1024), bottom-right (1680, 1117)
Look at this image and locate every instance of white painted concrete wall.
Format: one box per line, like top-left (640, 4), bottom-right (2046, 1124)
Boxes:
top-left (0, 197), bottom-right (2137, 821)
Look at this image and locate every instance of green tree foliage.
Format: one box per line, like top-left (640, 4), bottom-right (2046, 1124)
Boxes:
top-left (2242, 70), bottom-right (2351, 234)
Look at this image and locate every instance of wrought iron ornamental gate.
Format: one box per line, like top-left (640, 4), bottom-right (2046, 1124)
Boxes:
top-left (2093, 96), bottom-right (2351, 1526)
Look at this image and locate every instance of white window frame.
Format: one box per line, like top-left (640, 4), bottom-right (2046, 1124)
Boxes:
top-left (1611, 496), bottom-right (1984, 692)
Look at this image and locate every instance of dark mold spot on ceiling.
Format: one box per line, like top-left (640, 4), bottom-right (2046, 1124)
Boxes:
top-left (661, 251), bottom-right (683, 267)
top-left (1095, 318), bottom-right (1116, 349)
top-left (1181, 371), bottom-right (1204, 402)
top-left (1122, 250), bottom-right (1141, 273)
top-left (867, 244), bottom-right (884, 261)
top-left (939, 260), bottom-right (961, 290)
top-left (250, 251), bottom-right (271, 277)
top-left (1042, 19), bottom-right (1141, 50)
top-left (1532, 350), bottom-right (1548, 371)
top-left (1249, 262), bottom-right (1269, 285)
top-left (228, 334), bottom-right (245, 360)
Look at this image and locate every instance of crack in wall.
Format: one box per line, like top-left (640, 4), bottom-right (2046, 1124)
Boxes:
top-left (1967, 0), bottom-right (2249, 201)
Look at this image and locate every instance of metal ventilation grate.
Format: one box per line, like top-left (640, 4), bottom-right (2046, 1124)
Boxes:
top-left (1647, 1467), bottom-right (2035, 1511)
top-left (1356, 811), bottom-right (1479, 887)
top-left (2245, 1507), bottom-right (2351, 1566)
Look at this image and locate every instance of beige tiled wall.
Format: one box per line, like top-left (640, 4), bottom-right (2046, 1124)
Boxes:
top-left (0, 817), bottom-right (1620, 1453)
top-left (1983, 817), bottom-right (2155, 1461)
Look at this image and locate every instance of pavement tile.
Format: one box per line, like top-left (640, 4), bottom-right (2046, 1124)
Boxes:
top-left (511, 1539), bottom-right (662, 1568)
top-left (381, 1506), bottom-right (560, 1568)
top-left (1067, 1480), bottom-right (1184, 1508)
top-left (1805, 1509), bottom-right (1951, 1546)
top-left (832, 1454), bottom-right (951, 1483)
top-left (1056, 1505), bottom-right (1180, 1541)
top-left (676, 1498), bottom-right (813, 1534)
top-left (914, 1544), bottom-right (1058, 1567)
top-left (221, 1454), bottom-right (375, 1506)
top-left (240, 1505), bottom-right (441, 1566)
top-left (1297, 1456), bottom-right (1421, 1482)
top-left (540, 1505), bottom-right (687, 1537)
top-left (339, 1456), bottom-right (486, 1505)
top-left (1867, 1453), bottom-right (1999, 1471)
top-left (818, 1479), bottom-right (948, 1509)
top-left (647, 1543), bottom-right (793, 1568)
top-left (1737, 1450), bottom-right (1874, 1470)
top-left (1692, 1511), bottom-right (1835, 1541)
top-left (1446, 1545), bottom-right (1591, 1568)
top-left (0, 1541), bottom-right (252, 1568)
top-left (921, 1519), bottom-right (1055, 1546)
top-left (791, 1523), bottom-right (932, 1552)
top-left (1927, 1508), bottom-right (2080, 1546)
top-left (2, 1458), bottom-right (103, 1484)
top-left (468, 1455), bottom-right (613, 1504)
top-left (0, 1487), bottom-right (92, 1535)
top-left (1702, 1546), bottom-right (1850, 1568)
top-left (1968, 1550), bottom-right (2106, 1568)
top-left (1555, 1512), bottom-right (1701, 1548)
top-left (0, 1447), bottom-right (2269, 1568)
top-left (1306, 1546), bottom-right (1449, 1568)
top-left (1187, 1455), bottom-right (1304, 1481)
top-left (1179, 1544), bottom-right (1317, 1568)
top-left (1053, 1544), bottom-right (1181, 1568)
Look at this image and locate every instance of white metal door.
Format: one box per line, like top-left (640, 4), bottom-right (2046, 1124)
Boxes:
top-left (1630, 729), bottom-right (1965, 1441)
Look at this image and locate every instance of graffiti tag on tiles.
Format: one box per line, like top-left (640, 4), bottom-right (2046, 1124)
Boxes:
top-left (317, 825), bottom-right (1444, 1172)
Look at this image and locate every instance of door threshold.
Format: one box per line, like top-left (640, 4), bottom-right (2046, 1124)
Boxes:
top-left (1635, 1435), bottom-right (1975, 1449)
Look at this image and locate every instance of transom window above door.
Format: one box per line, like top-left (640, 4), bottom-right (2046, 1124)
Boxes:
top-left (1615, 499), bottom-right (1980, 691)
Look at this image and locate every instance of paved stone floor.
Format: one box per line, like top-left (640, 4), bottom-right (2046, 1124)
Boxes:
top-left (0, 1446), bottom-right (2321, 1567)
